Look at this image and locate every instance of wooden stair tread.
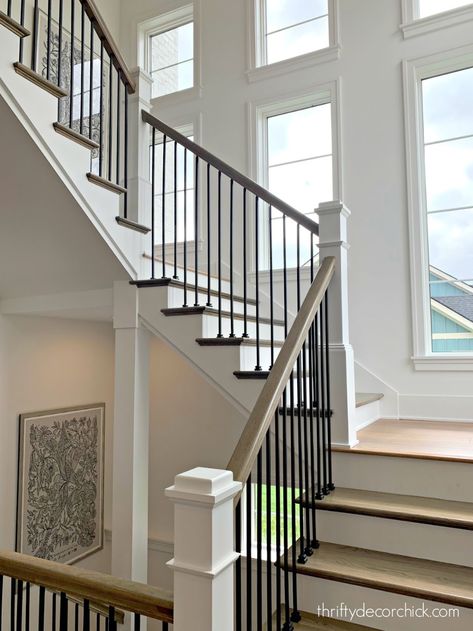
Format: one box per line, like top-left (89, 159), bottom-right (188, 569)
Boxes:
top-left (116, 217), bottom-right (150, 234)
top-left (307, 487), bottom-right (473, 530)
top-left (131, 278), bottom-right (257, 305)
top-left (0, 10), bottom-right (30, 37)
top-left (198, 339), bottom-right (282, 349)
top-left (86, 172), bottom-right (127, 194)
top-left (285, 541), bottom-right (473, 609)
top-left (14, 63), bottom-right (68, 98)
top-left (355, 392), bottom-right (383, 408)
top-left (53, 122), bottom-right (100, 150)
top-left (162, 306), bottom-right (285, 327)
top-left (333, 419), bottom-right (473, 463)
top-left (269, 609), bottom-right (380, 630)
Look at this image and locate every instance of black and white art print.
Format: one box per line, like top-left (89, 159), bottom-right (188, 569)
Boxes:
top-left (16, 404), bottom-right (105, 565)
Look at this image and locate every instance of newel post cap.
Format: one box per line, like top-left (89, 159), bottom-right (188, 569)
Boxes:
top-left (317, 200), bottom-right (351, 218)
top-left (166, 467), bottom-right (242, 506)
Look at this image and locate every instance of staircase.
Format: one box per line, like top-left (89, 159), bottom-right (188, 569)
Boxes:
top-left (1, 2), bottom-right (473, 630)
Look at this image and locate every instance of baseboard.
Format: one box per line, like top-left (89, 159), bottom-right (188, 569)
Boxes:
top-left (399, 394), bottom-right (473, 422)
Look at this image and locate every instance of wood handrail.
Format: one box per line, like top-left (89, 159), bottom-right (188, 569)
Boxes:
top-left (0, 551), bottom-right (173, 624)
top-left (81, 0), bottom-right (135, 93)
top-left (142, 110), bottom-right (320, 236)
top-left (227, 256), bottom-right (336, 484)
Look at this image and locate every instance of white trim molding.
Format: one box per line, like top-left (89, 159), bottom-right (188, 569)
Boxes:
top-left (403, 44), bottom-right (473, 371)
top-left (247, 0), bottom-right (340, 81)
top-left (401, 0), bottom-right (473, 39)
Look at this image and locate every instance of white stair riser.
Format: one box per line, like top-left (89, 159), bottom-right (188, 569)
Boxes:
top-left (355, 400), bottom-right (381, 431)
top-left (315, 510), bottom-right (473, 566)
top-left (333, 452), bottom-right (472, 502)
top-left (167, 286), bottom-right (258, 317)
top-left (157, 264), bottom-right (232, 293)
top-left (201, 314), bottom-right (285, 341)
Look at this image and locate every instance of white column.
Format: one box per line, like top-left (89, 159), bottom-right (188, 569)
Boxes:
top-left (112, 281), bottom-right (150, 582)
top-left (166, 468), bottom-right (242, 631)
top-left (317, 201), bottom-right (357, 447)
top-left (126, 68), bottom-right (153, 235)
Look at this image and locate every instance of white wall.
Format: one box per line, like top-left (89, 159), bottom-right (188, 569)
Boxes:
top-left (119, 0), bottom-right (473, 421)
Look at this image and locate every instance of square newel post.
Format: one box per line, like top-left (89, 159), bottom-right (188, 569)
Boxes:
top-left (166, 468), bottom-right (243, 631)
top-left (317, 201), bottom-right (357, 447)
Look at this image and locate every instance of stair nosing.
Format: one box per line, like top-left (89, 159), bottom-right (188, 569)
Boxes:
top-left (116, 217), bottom-right (151, 234)
top-left (132, 277), bottom-right (258, 306)
top-left (14, 62), bottom-right (68, 98)
top-left (53, 122), bottom-right (100, 150)
top-left (86, 172), bottom-right (127, 195)
top-left (161, 306), bottom-right (285, 327)
top-left (332, 444), bottom-right (473, 464)
top-left (0, 10), bottom-right (30, 37)
top-left (355, 392), bottom-right (384, 408)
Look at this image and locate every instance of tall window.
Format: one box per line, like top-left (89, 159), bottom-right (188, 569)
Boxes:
top-left (262, 0), bottom-right (329, 65)
top-left (265, 102), bottom-right (333, 267)
top-left (421, 66), bottom-right (473, 352)
top-left (149, 11), bottom-right (194, 99)
top-left (418, 0), bottom-right (473, 18)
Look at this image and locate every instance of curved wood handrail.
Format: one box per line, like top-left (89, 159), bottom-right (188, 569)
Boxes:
top-left (0, 551), bottom-right (173, 624)
top-left (82, 0), bottom-right (135, 93)
top-left (227, 256), bottom-right (336, 485)
top-left (142, 110), bottom-right (319, 236)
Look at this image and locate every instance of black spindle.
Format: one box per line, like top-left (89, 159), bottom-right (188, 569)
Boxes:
top-left (183, 148), bottom-right (188, 306)
top-left (161, 134), bottom-right (167, 279)
top-left (69, 0), bottom-right (75, 126)
top-left (99, 41), bottom-right (104, 176)
top-left (25, 582), bottom-right (30, 631)
top-left (320, 297), bottom-right (328, 495)
top-left (173, 141), bottom-right (178, 279)
top-left (31, 0), bottom-right (39, 71)
top-left (242, 188), bottom-right (248, 338)
top-left (256, 451), bottom-right (263, 631)
top-left (15, 580), bottom-right (23, 631)
top-left (38, 587), bottom-right (45, 631)
top-left (108, 56), bottom-right (113, 181)
top-left (83, 600), bottom-right (90, 631)
top-left (325, 294), bottom-right (334, 491)
top-left (80, 2), bottom-right (85, 135)
top-left (245, 474), bottom-right (252, 631)
top-left (89, 22), bottom-right (94, 140)
top-left (19, 0), bottom-right (26, 63)
top-left (229, 179), bottom-right (235, 337)
top-left (59, 592), bottom-right (68, 631)
top-left (255, 198), bottom-right (261, 370)
top-left (194, 156), bottom-right (200, 305)
top-left (265, 432), bottom-right (272, 631)
top-left (151, 127), bottom-right (156, 279)
top-left (206, 164), bottom-right (212, 305)
top-left (217, 171), bottom-right (222, 337)
top-left (116, 73), bottom-right (121, 186)
top-left (269, 208), bottom-right (274, 368)
top-left (124, 88), bottom-right (129, 218)
top-left (46, 0), bottom-right (52, 81)
top-left (235, 501), bottom-right (242, 631)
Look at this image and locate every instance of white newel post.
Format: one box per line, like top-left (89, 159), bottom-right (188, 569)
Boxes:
top-left (317, 201), bottom-right (357, 447)
top-left (112, 281), bottom-right (150, 583)
top-left (166, 468), bottom-right (242, 631)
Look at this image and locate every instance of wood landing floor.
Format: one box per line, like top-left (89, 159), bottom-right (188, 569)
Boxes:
top-left (333, 419), bottom-right (473, 462)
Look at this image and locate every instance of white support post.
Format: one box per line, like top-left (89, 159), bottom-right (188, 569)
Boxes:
top-left (112, 281), bottom-right (150, 583)
top-left (166, 468), bottom-right (242, 631)
top-left (317, 200), bottom-right (357, 447)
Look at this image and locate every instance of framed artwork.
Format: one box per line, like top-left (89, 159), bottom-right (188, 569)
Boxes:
top-left (16, 404), bottom-right (105, 565)
top-left (36, 9), bottom-right (110, 168)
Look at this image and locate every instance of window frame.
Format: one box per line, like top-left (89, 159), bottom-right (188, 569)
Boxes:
top-left (401, 0), bottom-right (473, 39)
top-left (248, 0), bottom-right (340, 82)
top-left (403, 44), bottom-right (473, 370)
top-left (248, 82), bottom-right (342, 271)
top-left (138, 3), bottom-right (201, 103)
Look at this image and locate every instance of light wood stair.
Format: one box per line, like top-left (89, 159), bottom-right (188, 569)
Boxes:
top-left (299, 487), bottom-right (473, 530)
top-left (283, 541), bottom-right (473, 609)
top-left (268, 609), bottom-right (380, 630)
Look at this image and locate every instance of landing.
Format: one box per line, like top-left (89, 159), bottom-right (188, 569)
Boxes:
top-left (334, 419), bottom-right (473, 463)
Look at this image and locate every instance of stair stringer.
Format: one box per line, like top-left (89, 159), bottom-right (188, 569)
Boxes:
top-left (0, 27), bottom-right (144, 280)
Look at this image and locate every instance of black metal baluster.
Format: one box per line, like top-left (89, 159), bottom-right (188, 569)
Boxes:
top-left (31, 0), bottom-right (39, 71)
top-left (108, 608), bottom-right (116, 631)
top-left (124, 87), bottom-right (129, 218)
top-left (194, 156), bottom-right (200, 306)
top-left (19, 0), bottom-right (26, 63)
top-left (206, 164), bottom-right (212, 305)
top-left (320, 296), bottom-right (328, 495)
top-left (173, 141), bottom-right (178, 279)
top-left (282, 392), bottom-right (291, 630)
top-left (151, 127), bottom-right (156, 279)
top-left (296, 351), bottom-right (306, 564)
top-left (6, 0), bottom-right (11, 17)
top-left (325, 294), bottom-right (334, 491)
top-left (289, 373), bottom-right (300, 623)
top-left (314, 312), bottom-right (323, 500)
top-left (245, 474), bottom-right (252, 631)
top-left (235, 501), bottom-right (242, 631)
top-left (183, 148), bottom-right (188, 306)
top-left (162, 624), bottom-right (168, 631)
top-left (116, 73), bottom-right (121, 188)
top-left (15, 580), bottom-right (22, 631)
top-left (89, 22), bottom-right (94, 140)
top-left (229, 179), bottom-right (235, 337)
top-left (161, 134), bottom-right (167, 279)
top-left (255, 197), bottom-right (261, 370)
top-left (265, 432), bottom-right (272, 631)
top-left (74, 601), bottom-right (78, 631)
top-left (79, 2), bottom-right (85, 135)
top-left (56, 0), bottom-right (64, 95)
top-left (309, 321), bottom-right (319, 550)
top-left (25, 582), bottom-right (30, 631)
top-left (95, 614), bottom-right (99, 631)
top-left (0, 575), bottom-right (3, 631)
top-left (242, 188), bottom-right (248, 338)
top-left (52, 592), bottom-right (57, 631)
top-left (269, 207), bottom-right (274, 369)
top-left (133, 614), bottom-right (140, 631)
top-left (99, 41), bottom-right (104, 176)
top-left (83, 600), bottom-right (90, 631)
top-left (68, 0), bottom-right (75, 127)
top-left (256, 451), bottom-right (263, 631)
top-left (108, 56), bottom-right (113, 181)
top-left (217, 171), bottom-right (222, 337)
top-left (38, 587), bottom-right (45, 631)
top-left (9, 579), bottom-right (15, 631)
top-left (274, 410), bottom-right (282, 631)
top-left (282, 215), bottom-right (288, 339)
top-left (59, 593), bottom-right (67, 631)
top-left (46, 0), bottom-right (52, 81)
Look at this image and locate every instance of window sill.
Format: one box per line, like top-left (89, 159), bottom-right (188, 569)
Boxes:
top-left (413, 355), bottom-right (473, 371)
top-left (401, 4), bottom-right (473, 39)
top-left (247, 45), bottom-right (341, 84)
top-left (150, 84), bottom-right (202, 107)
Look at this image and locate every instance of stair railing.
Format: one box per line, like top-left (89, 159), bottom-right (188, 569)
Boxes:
top-left (0, 550), bottom-right (173, 630)
top-left (227, 256), bottom-right (336, 630)
top-left (2, 0), bottom-right (134, 215)
top-left (140, 110), bottom-right (320, 374)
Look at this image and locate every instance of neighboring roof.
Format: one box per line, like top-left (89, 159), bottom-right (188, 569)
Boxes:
top-left (434, 296), bottom-right (473, 324)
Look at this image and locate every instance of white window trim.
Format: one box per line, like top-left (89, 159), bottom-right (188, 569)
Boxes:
top-left (247, 0), bottom-right (340, 83)
top-left (403, 44), bottom-right (473, 371)
top-left (247, 81), bottom-right (342, 270)
top-left (137, 2), bottom-right (202, 104)
top-left (401, 0), bottom-right (473, 39)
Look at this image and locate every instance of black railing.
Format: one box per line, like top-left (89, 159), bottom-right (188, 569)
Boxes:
top-left (141, 111), bottom-right (320, 374)
top-left (2, 0), bottom-right (134, 216)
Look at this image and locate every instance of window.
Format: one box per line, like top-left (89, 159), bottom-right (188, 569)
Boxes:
top-left (418, 0), bottom-right (472, 18)
top-left (421, 67), bottom-right (473, 353)
top-left (143, 5), bottom-right (194, 99)
top-left (261, 0), bottom-right (330, 66)
top-left (262, 99), bottom-right (334, 267)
